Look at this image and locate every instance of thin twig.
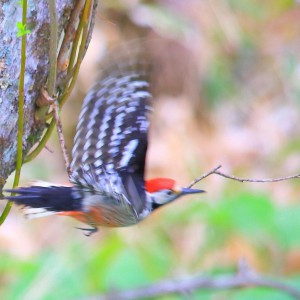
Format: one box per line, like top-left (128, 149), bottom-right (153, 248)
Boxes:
top-left (82, 262), bottom-right (300, 300)
top-left (66, 0), bottom-right (93, 83)
top-left (188, 165), bottom-right (300, 188)
top-left (57, 0), bottom-right (86, 75)
top-left (66, 10), bottom-right (85, 76)
top-left (57, 0), bottom-right (94, 110)
top-left (187, 165), bottom-right (222, 188)
top-left (214, 169), bottom-right (300, 183)
top-left (52, 100), bottom-right (71, 176)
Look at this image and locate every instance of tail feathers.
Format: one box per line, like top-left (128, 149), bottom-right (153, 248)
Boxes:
top-left (24, 208), bottom-right (58, 219)
top-left (5, 186), bottom-right (82, 217)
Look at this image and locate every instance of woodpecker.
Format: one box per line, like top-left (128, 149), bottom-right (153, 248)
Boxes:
top-left (5, 43), bottom-right (204, 235)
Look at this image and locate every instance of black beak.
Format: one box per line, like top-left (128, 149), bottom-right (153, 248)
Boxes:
top-left (180, 188), bottom-right (206, 195)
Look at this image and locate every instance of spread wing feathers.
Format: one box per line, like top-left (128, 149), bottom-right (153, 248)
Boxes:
top-left (70, 43), bottom-right (152, 181)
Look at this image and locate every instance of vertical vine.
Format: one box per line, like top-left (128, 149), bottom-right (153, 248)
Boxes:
top-left (0, 0), bottom-right (28, 224)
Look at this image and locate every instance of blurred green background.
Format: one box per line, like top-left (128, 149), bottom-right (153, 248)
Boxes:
top-left (2, 0), bottom-right (300, 299)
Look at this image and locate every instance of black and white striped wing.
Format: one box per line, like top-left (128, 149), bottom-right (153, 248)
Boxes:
top-left (70, 45), bottom-right (152, 181)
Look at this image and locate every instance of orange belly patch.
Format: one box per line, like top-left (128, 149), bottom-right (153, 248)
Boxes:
top-left (58, 207), bottom-right (120, 227)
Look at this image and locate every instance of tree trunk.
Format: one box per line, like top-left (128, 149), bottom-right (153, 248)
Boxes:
top-left (0, 1), bottom-right (96, 189)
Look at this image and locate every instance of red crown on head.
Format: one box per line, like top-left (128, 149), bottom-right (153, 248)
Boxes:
top-left (145, 178), bottom-right (176, 193)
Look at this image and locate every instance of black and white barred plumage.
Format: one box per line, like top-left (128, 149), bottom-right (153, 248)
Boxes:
top-left (69, 44), bottom-right (153, 220)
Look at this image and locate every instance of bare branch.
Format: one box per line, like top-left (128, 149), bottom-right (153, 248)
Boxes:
top-left (57, 0), bottom-right (86, 75)
top-left (82, 261), bottom-right (300, 300)
top-left (52, 99), bottom-right (72, 177)
top-left (187, 165), bottom-right (222, 188)
top-left (188, 165), bottom-right (300, 188)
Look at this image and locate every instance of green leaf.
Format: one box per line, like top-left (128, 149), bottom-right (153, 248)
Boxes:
top-left (274, 205), bottom-right (300, 248)
top-left (85, 234), bottom-right (125, 291)
top-left (16, 21), bottom-right (31, 37)
top-left (205, 191), bottom-right (275, 244)
top-left (231, 287), bottom-right (295, 300)
top-left (104, 249), bottom-right (149, 290)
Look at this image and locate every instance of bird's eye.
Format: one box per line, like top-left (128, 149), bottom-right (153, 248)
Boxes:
top-left (166, 190), bottom-right (173, 196)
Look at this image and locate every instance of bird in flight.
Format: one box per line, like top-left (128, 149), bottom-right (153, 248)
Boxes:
top-left (5, 42), bottom-right (204, 235)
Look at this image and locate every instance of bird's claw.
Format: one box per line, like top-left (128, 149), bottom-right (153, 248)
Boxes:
top-left (75, 226), bottom-right (98, 237)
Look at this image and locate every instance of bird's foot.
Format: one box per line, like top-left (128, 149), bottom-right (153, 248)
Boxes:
top-left (75, 226), bottom-right (98, 237)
